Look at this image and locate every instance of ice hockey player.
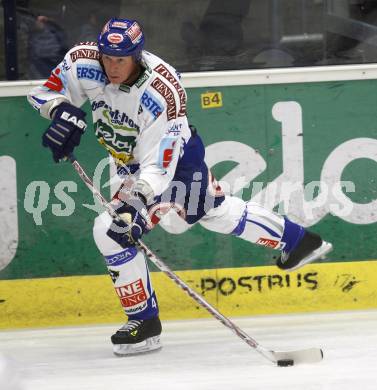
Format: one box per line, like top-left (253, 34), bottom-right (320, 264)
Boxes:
top-left (27, 18), bottom-right (332, 356)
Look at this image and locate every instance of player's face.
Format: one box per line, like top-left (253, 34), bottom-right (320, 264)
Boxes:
top-left (101, 54), bottom-right (137, 84)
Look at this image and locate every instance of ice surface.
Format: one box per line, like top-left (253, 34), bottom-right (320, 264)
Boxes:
top-left (0, 310), bottom-right (376, 390)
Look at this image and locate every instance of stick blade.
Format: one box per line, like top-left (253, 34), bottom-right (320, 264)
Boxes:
top-left (272, 348), bottom-right (323, 365)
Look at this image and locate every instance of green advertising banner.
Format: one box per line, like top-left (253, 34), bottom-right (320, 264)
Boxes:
top-left (0, 79), bottom-right (376, 327)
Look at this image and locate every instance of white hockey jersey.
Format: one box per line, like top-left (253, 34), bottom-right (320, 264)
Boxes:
top-left (28, 43), bottom-right (192, 199)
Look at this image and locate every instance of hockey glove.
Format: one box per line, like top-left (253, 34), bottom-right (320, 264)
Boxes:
top-left (42, 102), bottom-right (87, 162)
top-left (106, 195), bottom-right (150, 248)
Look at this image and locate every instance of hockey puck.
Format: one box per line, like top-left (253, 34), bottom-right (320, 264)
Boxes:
top-left (277, 359), bottom-right (294, 367)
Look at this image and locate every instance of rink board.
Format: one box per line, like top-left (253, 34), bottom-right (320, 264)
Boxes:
top-left (0, 260), bottom-right (376, 329)
top-left (1, 69), bottom-right (377, 329)
top-left (1, 77), bottom-right (377, 281)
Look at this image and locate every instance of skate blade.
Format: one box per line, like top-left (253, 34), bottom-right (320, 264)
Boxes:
top-left (113, 335), bottom-right (162, 356)
top-left (287, 241), bottom-right (333, 272)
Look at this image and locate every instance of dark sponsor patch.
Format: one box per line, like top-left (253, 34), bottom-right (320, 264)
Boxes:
top-left (70, 48), bottom-right (100, 62)
top-left (154, 64), bottom-right (186, 116)
top-left (151, 78), bottom-right (176, 120)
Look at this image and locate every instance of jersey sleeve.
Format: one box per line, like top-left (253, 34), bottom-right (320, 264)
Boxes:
top-left (27, 46), bottom-right (90, 119)
top-left (135, 61), bottom-right (190, 200)
top-left (136, 110), bottom-right (187, 199)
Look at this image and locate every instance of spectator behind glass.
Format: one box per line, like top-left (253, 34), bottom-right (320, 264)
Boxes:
top-left (180, 0), bottom-right (252, 70)
top-left (28, 15), bottom-right (68, 79)
top-left (77, 12), bottom-right (99, 43)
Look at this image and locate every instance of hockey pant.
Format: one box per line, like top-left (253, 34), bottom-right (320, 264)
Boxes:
top-left (93, 195), bottom-right (304, 321)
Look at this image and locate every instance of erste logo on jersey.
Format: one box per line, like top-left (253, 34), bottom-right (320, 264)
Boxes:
top-left (77, 65), bottom-right (106, 84)
top-left (141, 90), bottom-right (163, 119)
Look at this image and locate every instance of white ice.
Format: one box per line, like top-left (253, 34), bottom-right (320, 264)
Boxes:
top-left (0, 310), bottom-right (376, 390)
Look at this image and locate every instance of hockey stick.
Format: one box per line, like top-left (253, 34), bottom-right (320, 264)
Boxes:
top-left (68, 153), bottom-right (323, 366)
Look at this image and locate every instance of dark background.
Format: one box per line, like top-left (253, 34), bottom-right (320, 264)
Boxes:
top-left (2, 0), bottom-right (377, 80)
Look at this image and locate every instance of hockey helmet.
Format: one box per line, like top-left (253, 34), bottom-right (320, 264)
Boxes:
top-left (97, 18), bottom-right (144, 60)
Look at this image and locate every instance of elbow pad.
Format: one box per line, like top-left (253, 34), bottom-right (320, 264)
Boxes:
top-left (133, 179), bottom-right (155, 205)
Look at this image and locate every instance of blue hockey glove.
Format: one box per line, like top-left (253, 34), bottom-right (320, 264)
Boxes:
top-left (106, 196), bottom-right (150, 248)
top-left (42, 102), bottom-right (87, 162)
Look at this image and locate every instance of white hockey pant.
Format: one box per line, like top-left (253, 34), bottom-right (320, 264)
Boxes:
top-left (200, 196), bottom-right (285, 249)
top-left (92, 196), bottom-right (284, 320)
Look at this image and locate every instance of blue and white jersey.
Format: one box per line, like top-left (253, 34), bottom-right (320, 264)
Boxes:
top-left (28, 43), bottom-right (192, 199)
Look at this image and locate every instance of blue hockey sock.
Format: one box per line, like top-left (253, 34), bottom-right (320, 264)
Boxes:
top-left (281, 217), bottom-right (306, 253)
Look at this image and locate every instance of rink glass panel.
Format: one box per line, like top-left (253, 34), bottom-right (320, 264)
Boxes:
top-left (3, 0), bottom-right (377, 80)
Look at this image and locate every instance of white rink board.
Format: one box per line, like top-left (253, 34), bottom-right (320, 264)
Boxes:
top-left (3, 62), bottom-right (377, 96)
top-left (0, 310), bottom-right (376, 390)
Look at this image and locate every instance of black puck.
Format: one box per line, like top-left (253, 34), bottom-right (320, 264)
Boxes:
top-left (277, 359), bottom-right (294, 367)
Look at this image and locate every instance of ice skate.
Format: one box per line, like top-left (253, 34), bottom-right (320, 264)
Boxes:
top-left (277, 231), bottom-right (333, 272)
top-left (112, 317), bottom-right (162, 356)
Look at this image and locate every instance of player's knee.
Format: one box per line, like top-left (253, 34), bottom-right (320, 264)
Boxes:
top-left (93, 211), bottom-right (110, 241)
top-left (93, 211), bottom-right (123, 255)
top-left (199, 196), bottom-right (246, 234)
